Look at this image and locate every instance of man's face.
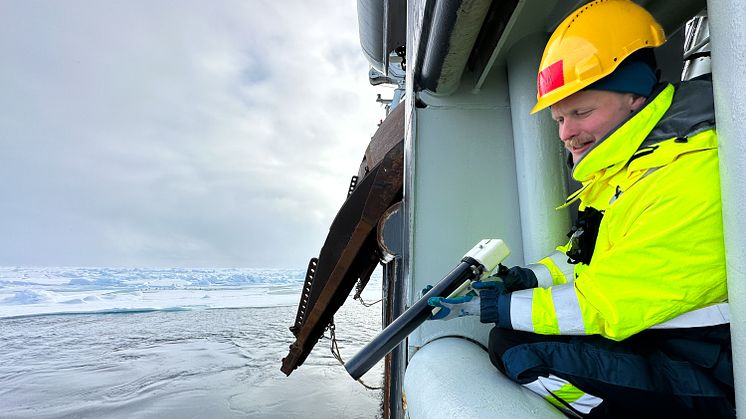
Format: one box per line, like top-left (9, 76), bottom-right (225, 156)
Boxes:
top-left (550, 90), bottom-right (646, 163)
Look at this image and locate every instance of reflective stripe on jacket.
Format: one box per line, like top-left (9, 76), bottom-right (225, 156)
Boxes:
top-left (501, 80), bottom-right (729, 340)
top-left (526, 250), bottom-right (574, 287)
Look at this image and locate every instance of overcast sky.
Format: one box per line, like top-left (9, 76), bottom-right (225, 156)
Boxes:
top-left (0, 1), bottom-right (390, 269)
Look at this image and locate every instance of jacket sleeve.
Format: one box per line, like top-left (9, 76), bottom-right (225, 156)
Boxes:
top-left (501, 147), bottom-right (728, 340)
top-left (526, 249), bottom-right (577, 288)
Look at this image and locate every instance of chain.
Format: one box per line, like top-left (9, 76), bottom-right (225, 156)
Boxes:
top-left (355, 294), bottom-right (382, 307)
top-left (354, 274), bottom-right (382, 307)
top-left (326, 320), bottom-right (382, 391)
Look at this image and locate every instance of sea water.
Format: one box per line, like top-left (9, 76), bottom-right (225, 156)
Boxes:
top-left (0, 267), bottom-right (384, 418)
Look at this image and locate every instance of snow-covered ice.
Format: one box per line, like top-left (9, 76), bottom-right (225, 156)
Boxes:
top-left (0, 266), bottom-right (306, 319)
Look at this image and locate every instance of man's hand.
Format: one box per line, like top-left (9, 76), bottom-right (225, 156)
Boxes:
top-left (470, 278), bottom-right (507, 293)
top-left (468, 264), bottom-right (536, 294)
top-left (491, 264), bottom-right (538, 292)
top-left (423, 266), bottom-right (526, 323)
top-left (427, 295), bottom-right (481, 321)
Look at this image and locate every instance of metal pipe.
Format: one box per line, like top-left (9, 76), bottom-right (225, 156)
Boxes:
top-left (384, 257), bottom-right (406, 419)
top-left (345, 258), bottom-right (480, 380)
top-left (706, 0), bottom-right (746, 412)
top-left (357, 0), bottom-right (406, 74)
top-left (415, 0), bottom-right (492, 95)
top-left (506, 34), bottom-right (571, 263)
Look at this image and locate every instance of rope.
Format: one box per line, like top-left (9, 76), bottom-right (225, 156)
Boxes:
top-left (326, 320), bottom-right (383, 391)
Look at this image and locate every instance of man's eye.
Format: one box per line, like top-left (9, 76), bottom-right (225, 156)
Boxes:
top-left (576, 109), bottom-right (592, 117)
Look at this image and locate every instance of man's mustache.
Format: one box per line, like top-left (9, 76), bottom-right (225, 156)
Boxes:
top-left (565, 135), bottom-right (594, 149)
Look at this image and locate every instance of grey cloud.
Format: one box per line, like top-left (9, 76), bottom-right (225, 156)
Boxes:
top-left (0, 0), bottom-right (384, 268)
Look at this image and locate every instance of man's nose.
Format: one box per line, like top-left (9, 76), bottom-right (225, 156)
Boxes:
top-left (558, 120), bottom-right (577, 142)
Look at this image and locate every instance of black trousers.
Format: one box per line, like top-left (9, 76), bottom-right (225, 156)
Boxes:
top-left (488, 325), bottom-right (735, 418)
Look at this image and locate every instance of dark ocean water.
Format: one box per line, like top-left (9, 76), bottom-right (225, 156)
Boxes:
top-left (0, 298), bottom-right (384, 418)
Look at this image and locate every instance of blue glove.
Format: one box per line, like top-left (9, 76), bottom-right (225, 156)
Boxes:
top-left (470, 278), bottom-right (507, 294)
top-left (427, 295), bottom-right (481, 321)
top-left (492, 264), bottom-right (538, 292)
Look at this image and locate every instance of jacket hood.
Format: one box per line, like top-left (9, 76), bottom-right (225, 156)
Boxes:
top-left (643, 76), bottom-right (715, 146)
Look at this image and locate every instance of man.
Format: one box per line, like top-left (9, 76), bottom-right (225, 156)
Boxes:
top-left (428, 0), bottom-right (734, 417)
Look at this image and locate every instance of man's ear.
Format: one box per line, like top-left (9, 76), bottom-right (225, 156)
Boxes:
top-left (630, 94), bottom-right (647, 112)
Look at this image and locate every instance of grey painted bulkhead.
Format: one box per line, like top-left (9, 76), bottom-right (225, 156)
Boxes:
top-left (401, 1), bottom-right (576, 415)
top-left (402, 0), bottom-right (719, 352)
top-left (404, 0), bottom-right (578, 358)
top-left (402, 12), bottom-right (562, 410)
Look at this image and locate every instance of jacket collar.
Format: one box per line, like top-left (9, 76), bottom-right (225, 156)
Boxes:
top-left (560, 78), bottom-right (717, 209)
top-left (572, 83), bottom-right (674, 183)
top-left (571, 76), bottom-right (717, 183)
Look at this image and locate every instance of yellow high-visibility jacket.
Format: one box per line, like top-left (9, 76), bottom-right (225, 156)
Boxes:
top-left (494, 80), bottom-right (729, 341)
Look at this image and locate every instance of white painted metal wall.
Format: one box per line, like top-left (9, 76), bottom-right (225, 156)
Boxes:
top-left (401, 36), bottom-right (571, 418)
top-left (407, 67), bottom-right (524, 351)
top-left (707, 0), bottom-right (746, 413)
top-left (404, 37), bottom-right (573, 353)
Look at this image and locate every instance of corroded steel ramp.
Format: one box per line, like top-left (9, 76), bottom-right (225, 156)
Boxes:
top-left (281, 104), bottom-right (404, 375)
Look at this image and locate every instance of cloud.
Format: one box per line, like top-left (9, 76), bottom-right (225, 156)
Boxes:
top-left (0, 0), bottom-right (387, 268)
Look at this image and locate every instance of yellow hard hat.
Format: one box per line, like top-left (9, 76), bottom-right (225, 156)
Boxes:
top-left (531, 0), bottom-right (666, 114)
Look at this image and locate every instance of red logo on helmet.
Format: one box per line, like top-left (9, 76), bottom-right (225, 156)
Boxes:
top-left (538, 60), bottom-right (564, 97)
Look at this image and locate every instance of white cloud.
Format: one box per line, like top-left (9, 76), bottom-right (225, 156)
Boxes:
top-left (0, 0), bottom-right (388, 268)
